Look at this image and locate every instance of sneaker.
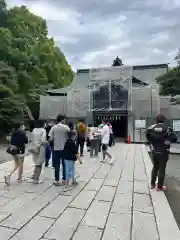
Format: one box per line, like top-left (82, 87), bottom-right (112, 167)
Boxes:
top-left (33, 180), bottom-right (39, 184)
top-left (100, 159), bottom-right (104, 162)
top-left (4, 175), bottom-right (10, 186)
top-left (157, 186), bottom-right (166, 191)
top-left (53, 181), bottom-right (60, 186)
top-left (109, 157), bottom-right (114, 165)
top-left (17, 177), bottom-right (26, 182)
top-left (151, 184), bottom-right (156, 189)
top-left (33, 180), bottom-right (43, 184)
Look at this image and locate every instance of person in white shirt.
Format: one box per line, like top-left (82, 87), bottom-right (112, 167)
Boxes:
top-left (100, 119), bottom-right (113, 164)
top-left (89, 126), bottom-right (100, 157)
top-left (31, 120), bottom-right (47, 184)
top-left (48, 114), bottom-right (70, 186)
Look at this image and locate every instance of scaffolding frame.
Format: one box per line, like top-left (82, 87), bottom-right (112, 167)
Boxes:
top-left (88, 66), bottom-right (133, 112)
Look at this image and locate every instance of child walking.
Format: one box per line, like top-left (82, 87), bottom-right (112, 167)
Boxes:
top-left (63, 131), bottom-right (82, 186)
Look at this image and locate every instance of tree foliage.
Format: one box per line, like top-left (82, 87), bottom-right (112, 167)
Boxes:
top-left (0, 62), bottom-right (24, 134)
top-left (0, 3), bottom-right (74, 132)
top-left (156, 50), bottom-right (180, 96)
top-left (0, 0), bottom-right (7, 27)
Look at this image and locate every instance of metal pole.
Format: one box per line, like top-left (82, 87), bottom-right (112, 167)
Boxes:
top-left (109, 80), bottom-right (112, 110)
top-left (151, 86), bottom-right (153, 116)
top-left (88, 83), bottom-right (91, 111)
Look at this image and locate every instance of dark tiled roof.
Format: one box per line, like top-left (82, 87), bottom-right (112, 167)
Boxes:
top-left (133, 64), bottom-right (168, 70)
top-left (77, 63), bottom-right (168, 73)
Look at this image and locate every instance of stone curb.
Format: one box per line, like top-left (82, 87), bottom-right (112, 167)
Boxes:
top-left (142, 145), bottom-right (180, 240)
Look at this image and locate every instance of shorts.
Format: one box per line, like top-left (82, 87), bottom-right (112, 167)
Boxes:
top-left (64, 160), bottom-right (75, 180)
top-left (13, 154), bottom-right (24, 162)
top-left (102, 144), bottom-right (108, 151)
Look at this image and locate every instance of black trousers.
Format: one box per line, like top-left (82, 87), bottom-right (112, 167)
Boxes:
top-left (86, 138), bottom-right (91, 147)
top-left (76, 137), bottom-right (85, 155)
top-left (53, 150), bottom-right (66, 181)
top-left (151, 150), bottom-right (169, 188)
top-left (90, 139), bottom-right (99, 156)
top-left (99, 141), bottom-right (101, 152)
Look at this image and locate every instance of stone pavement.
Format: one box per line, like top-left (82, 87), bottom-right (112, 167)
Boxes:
top-left (170, 143), bottom-right (180, 154)
top-left (0, 144), bottom-right (179, 240)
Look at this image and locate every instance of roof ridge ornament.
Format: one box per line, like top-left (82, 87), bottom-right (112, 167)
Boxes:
top-left (112, 56), bottom-right (123, 66)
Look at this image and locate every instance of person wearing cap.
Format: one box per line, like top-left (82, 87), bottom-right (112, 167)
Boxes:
top-left (146, 114), bottom-right (177, 191)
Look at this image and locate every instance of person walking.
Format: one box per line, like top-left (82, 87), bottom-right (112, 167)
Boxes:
top-left (86, 124), bottom-right (92, 152)
top-left (44, 121), bottom-right (53, 167)
top-left (89, 126), bottom-right (100, 157)
top-left (100, 119), bottom-right (114, 165)
top-left (30, 120), bottom-right (47, 184)
top-left (68, 122), bottom-right (75, 132)
top-left (64, 131), bottom-right (82, 186)
top-left (5, 123), bottom-right (28, 185)
top-left (48, 114), bottom-right (70, 186)
top-left (76, 119), bottom-right (87, 156)
top-left (108, 122), bottom-right (115, 146)
top-left (146, 114), bottom-right (177, 191)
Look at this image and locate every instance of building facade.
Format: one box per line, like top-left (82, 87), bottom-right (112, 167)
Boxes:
top-left (40, 63), bottom-right (178, 142)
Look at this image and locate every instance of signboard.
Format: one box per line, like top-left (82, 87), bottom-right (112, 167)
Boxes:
top-left (173, 120), bottom-right (180, 131)
top-left (135, 120), bottom-right (146, 129)
top-left (89, 66), bottom-right (133, 82)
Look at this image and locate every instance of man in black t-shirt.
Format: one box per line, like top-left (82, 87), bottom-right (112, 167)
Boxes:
top-left (146, 114), bottom-right (177, 191)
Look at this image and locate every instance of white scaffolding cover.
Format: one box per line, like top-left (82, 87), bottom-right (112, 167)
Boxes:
top-left (40, 66), bottom-right (133, 118)
top-left (89, 66), bottom-right (133, 111)
top-left (132, 87), bottom-right (160, 117)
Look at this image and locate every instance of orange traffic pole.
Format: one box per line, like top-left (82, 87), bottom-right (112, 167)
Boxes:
top-left (127, 135), bottom-right (131, 144)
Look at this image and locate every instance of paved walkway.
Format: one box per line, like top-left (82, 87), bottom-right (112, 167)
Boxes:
top-left (0, 144), bottom-right (179, 240)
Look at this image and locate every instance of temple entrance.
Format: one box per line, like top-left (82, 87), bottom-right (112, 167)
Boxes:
top-left (94, 113), bottom-right (128, 140)
top-left (111, 116), bottom-right (127, 139)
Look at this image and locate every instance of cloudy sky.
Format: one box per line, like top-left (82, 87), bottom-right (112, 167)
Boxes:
top-left (7, 0), bottom-right (180, 70)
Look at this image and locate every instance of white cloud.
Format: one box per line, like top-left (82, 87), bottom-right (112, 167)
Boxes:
top-left (53, 36), bottom-right (79, 44)
top-left (152, 48), bottom-right (163, 54)
top-left (7, 0), bottom-right (180, 69)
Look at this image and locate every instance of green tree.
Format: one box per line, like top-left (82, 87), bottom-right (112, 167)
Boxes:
top-left (0, 61), bottom-right (18, 90)
top-left (7, 6), bottom-right (73, 92)
top-left (0, 0), bottom-right (7, 27)
top-left (156, 50), bottom-right (180, 96)
top-left (0, 3), bottom-right (74, 131)
top-left (0, 28), bottom-right (13, 62)
top-left (5, 5), bottom-right (74, 118)
top-left (0, 62), bottom-right (25, 134)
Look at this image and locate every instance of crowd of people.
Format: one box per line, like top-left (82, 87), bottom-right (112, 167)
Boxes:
top-left (4, 115), bottom-right (115, 187)
top-left (4, 112), bottom-right (179, 192)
